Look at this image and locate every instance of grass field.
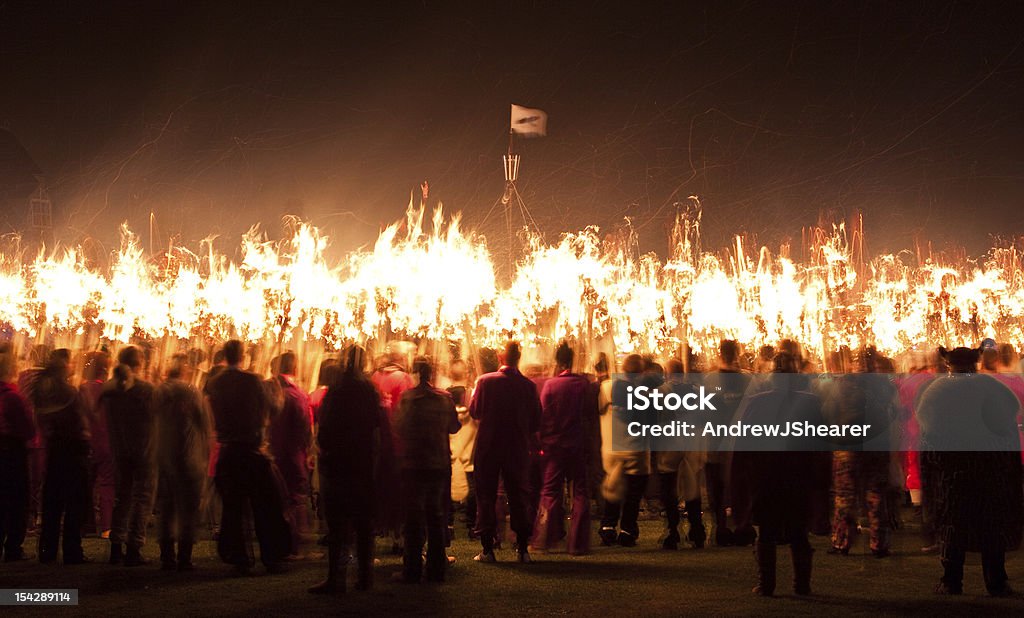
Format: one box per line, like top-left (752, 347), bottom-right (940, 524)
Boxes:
top-left (3, 514), bottom-right (1022, 616)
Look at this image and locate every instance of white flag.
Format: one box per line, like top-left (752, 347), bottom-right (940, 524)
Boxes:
top-left (510, 104), bottom-right (547, 137)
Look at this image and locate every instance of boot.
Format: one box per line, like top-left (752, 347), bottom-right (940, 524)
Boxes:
top-left (177, 542), bottom-right (195, 572)
top-left (159, 541), bottom-right (176, 571)
top-left (109, 542), bottom-right (124, 565)
top-left (308, 543), bottom-right (345, 595)
top-left (124, 545), bottom-right (150, 567)
top-left (685, 499), bottom-right (706, 549)
top-left (752, 541), bottom-right (776, 596)
top-left (792, 544), bottom-right (813, 595)
top-left (355, 536), bottom-right (373, 591)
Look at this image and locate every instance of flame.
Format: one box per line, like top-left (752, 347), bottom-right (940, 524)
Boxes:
top-left (0, 203), bottom-right (1021, 364)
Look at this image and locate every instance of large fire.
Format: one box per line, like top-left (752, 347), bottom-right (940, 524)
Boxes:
top-left (2, 202), bottom-right (1022, 371)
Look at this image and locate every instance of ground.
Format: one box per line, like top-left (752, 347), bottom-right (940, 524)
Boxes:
top-left (3, 516), bottom-right (1022, 616)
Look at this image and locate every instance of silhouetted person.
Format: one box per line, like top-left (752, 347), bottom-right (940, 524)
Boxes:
top-left (394, 357), bottom-right (460, 582)
top-left (309, 345), bottom-right (379, 594)
top-left (0, 345), bottom-right (35, 562)
top-left (154, 354), bottom-right (210, 571)
top-left (206, 340), bottom-right (291, 575)
top-left (101, 346), bottom-right (157, 566)
top-left (470, 341), bottom-right (541, 564)
top-left (32, 350), bottom-right (91, 564)
top-left (268, 351), bottom-right (313, 558)
top-left (731, 353), bottom-right (825, 597)
top-left (917, 346), bottom-right (1023, 596)
top-left (532, 342), bottom-right (591, 555)
top-left (656, 358), bottom-right (701, 550)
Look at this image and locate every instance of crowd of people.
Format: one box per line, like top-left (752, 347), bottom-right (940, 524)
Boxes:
top-left (0, 335), bottom-right (1022, 599)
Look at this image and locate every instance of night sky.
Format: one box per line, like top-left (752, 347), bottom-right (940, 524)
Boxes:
top-left (1, 1), bottom-right (1022, 257)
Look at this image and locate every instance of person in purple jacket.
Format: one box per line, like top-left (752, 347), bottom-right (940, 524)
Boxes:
top-left (531, 342), bottom-right (591, 555)
top-left (470, 341), bottom-right (541, 564)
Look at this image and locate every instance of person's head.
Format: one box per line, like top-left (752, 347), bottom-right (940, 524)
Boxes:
top-left (83, 351), bottom-right (110, 382)
top-left (939, 346), bottom-right (980, 374)
top-left (278, 351), bottom-right (297, 376)
top-left (997, 343), bottom-right (1018, 370)
top-left (719, 339), bottom-right (740, 367)
top-left (855, 346), bottom-right (878, 373)
top-left (413, 355), bottom-right (434, 384)
top-left (342, 344), bottom-right (367, 377)
top-left (593, 352), bottom-right (609, 377)
top-left (981, 348), bottom-right (1000, 372)
top-left (772, 352), bottom-right (799, 374)
top-left (317, 358), bottom-right (338, 386)
top-left (448, 358), bottom-right (467, 382)
top-left (0, 344), bottom-right (16, 382)
top-left (166, 353), bottom-right (191, 381)
top-left (223, 340), bottom-right (244, 367)
top-left (501, 341), bottom-right (522, 368)
top-left (758, 345), bottom-right (775, 362)
top-left (212, 349), bottom-right (227, 366)
top-left (622, 353), bottom-right (644, 375)
top-left (555, 341), bottom-right (574, 371)
top-left (478, 348), bottom-right (499, 374)
top-left (665, 358), bottom-right (684, 376)
top-left (779, 339), bottom-right (802, 361)
top-left (46, 348), bottom-right (72, 380)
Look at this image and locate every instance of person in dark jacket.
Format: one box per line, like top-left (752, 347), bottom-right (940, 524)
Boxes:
top-left (731, 353), bottom-right (827, 596)
top-left (0, 345), bottom-right (36, 562)
top-left (154, 354), bottom-right (210, 571)
top-left (469, 341), bottom-right (541, 564)
top-left (917, 345), bottom-right (1023, 596)
top-left (309, 345), bottom-right (379, 594)
top-left (267, 351), bottom-right (313, 558)
top-left (531, 342), bottom-right (591, 555)
top-left (205, 340), bottom-right (290, 575)
top-left (393, 356), bottom-right (460, 582)
top-left (31, 350), bottom-right (91, 565)
top-left (101, 346), bottom-right (157, 566)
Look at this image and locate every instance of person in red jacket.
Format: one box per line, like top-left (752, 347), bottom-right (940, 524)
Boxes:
top-left (267, 352), bottom-right (313, 558)
top-left (0, 345), bottom-right (36, 562)
top-left (469, 341), bottom-right (541, 564)
top-left (79, 351), bottom-right (113, 539)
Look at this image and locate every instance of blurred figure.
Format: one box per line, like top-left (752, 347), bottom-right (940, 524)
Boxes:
top-left (31, 350), bottom-right (91, 564)
top-left (704, 340), bottom-right (753, 546)
top-left (731, 353), bottom-right (826, 597)
top-left (917, 346), bottom-right (1023, 596)
top-left (898, 350), bottom-right (940, 552)
top-left (531, 342), bottom-right (591, 555)
top-left (154, 354), bottom-right (210, 571)
top-left (394, 357), bottom-right (460, 583)
top-left (371, 350), bottom-right (413, 554)
top-left (825, 348), bottom-right (897, 558)
top-left (0, 345), bottom-right (35, 562)
top-left (658, 358), bottom-right (704, 550)
top-left (206, 340), bottom-right (291, 575)
top-left (309, 345), bottom-right (379, 594)
top-left (600, 354), bottom-right (650, 548)
top-left (79, 351), bottom-right (112, 539)
top-left (101, 346), bottom-right (157, 567)
top-left (268, 351), bottom-right (313, 559)
top-left (470, 341), bottom-right (541, 564)
top-left (447, 359), bottom-right (478, 539)
top-left (18, 344), bottom-right (50, 536)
